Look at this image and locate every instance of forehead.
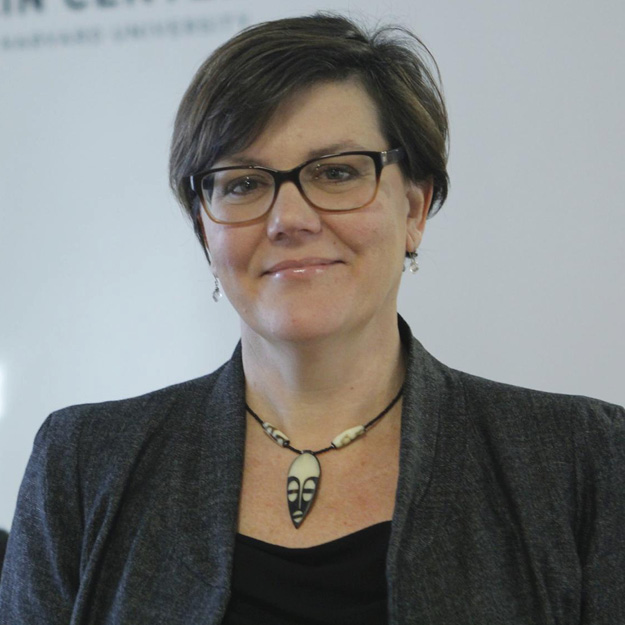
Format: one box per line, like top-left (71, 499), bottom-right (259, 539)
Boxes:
top-left (220, 79), bottom-right (387, 168)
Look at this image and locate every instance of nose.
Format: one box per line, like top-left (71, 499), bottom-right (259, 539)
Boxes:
top-left (265, 180), bottom-right (322, 240)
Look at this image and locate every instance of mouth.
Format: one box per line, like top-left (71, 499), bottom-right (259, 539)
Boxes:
top-left (264, 258), bottom-right (343, 276)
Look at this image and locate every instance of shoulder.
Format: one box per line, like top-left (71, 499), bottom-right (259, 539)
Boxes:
top-left (452, 366), bottom-right (624, 440)
top-left (405, 321), bottom-right (624, 485)
top-left (30, 356), bottom-right (242, 494)
top-left (441, 365), bottom-right (625, 500)
top-left (402, 317), bottom-right (624, 474)
top-left (39, 363), bottom-right (225, 446)
top-left (401, 315), bottom-right (623, 433)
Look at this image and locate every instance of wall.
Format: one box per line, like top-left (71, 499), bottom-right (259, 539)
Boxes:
top-left (1, 0), bottom-right (623, 529)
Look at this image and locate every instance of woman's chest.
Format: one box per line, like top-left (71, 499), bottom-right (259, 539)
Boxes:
top-left (236, 428), bottom-right (400, 547)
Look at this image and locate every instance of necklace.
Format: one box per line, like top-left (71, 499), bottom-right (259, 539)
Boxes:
top-left (245, 386), bottom-right (403, 529)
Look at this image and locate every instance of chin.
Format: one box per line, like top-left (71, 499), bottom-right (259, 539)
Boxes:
top-left (245, 305), bottom-right (353, 345)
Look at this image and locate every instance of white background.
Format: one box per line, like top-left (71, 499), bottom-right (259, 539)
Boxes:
top-left (1, 0), bottom-right (623, 530)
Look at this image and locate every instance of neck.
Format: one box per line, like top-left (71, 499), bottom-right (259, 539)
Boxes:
top-left (241, 315), bottom-right (405, 450)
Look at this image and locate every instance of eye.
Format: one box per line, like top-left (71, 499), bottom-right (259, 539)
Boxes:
top-left (313, 163), bottom-right (360, 183)
top-left (210, 170), bottom-right (273, 204)
top-left (302, 477), bottom-right (317, 502)
top-left (223, 175), bottom-right (270, 197)
top-left (287, 478), bottom-right (300, 502)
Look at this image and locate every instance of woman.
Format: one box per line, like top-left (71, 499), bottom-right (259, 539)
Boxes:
top-left (1, 13), bottom-right (624, 625)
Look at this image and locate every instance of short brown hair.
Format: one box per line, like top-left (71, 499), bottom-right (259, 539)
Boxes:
top-left (169, 13), bottom-right (449, 246)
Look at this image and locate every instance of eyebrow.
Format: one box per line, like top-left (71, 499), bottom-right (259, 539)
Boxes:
top-left (219, 141), bottom-right (370, 168)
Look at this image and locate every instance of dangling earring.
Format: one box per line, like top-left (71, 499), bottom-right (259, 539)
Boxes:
top-left (212, 276), bottom-right (222, 302)
top-left (408, 250), bottom-right (419, 273)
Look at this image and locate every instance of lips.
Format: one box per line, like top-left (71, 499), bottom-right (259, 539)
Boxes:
top-left (264, 258), bottom-right (341, 275)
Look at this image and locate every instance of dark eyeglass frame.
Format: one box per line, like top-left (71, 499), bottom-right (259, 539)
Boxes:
top-left (187, 147), bottom-right (405, 225)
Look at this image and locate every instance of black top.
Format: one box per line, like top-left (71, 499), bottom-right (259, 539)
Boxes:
top-left (223, 522), bottom-right (391, 625)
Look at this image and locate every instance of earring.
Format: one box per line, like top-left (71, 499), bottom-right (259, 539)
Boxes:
top-left (212, 277), bottom-right (222, 302)
top-left (408, 250), bottom-right (419, 274)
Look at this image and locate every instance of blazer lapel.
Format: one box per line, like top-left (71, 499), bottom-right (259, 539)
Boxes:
top-left (160, 345), bottom-right (247, 623)
top-left (387, 317), bottom-right (469, 624)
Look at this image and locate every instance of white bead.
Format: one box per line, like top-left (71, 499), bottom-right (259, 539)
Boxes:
top-left (331, 425), bottom-right (366, 448)
top-left (262, 422), bottom-right (290, 447)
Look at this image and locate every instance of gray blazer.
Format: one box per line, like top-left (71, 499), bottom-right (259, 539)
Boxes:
top-left (1, 317), bottom-right (624, 624)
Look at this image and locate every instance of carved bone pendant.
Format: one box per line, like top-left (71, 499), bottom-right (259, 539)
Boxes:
top-left (286, 452), bottom-right (320, 528)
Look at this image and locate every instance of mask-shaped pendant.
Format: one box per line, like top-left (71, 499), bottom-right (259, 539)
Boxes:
top-left (286, 452), bottom-right (320, 529)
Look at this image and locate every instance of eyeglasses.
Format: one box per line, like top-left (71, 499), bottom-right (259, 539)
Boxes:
top-left (188, 148), bottom-right (405, 225)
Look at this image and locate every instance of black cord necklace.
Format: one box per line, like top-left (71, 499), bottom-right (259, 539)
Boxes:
top-left (245, 385), bottom-right (404, 529)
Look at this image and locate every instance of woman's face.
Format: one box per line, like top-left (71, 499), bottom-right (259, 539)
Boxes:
top-left (202, 79), bottom-right (431, 345)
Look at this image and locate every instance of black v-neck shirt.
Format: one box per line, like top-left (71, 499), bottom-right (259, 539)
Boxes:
top-left (222, 522), bottom-right (391, 625)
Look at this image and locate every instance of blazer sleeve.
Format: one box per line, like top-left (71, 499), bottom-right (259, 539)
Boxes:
top-left (0, 412), bottom-right (83, 624)
top-left (578, 401), bottom-right (625, 623)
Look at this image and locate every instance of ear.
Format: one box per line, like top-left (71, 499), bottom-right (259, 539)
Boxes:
top-left (405, 178), bottom-right (433, 253)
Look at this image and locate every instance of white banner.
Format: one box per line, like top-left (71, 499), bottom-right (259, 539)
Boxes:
top-left (1, 0), bottom-right (624, 530)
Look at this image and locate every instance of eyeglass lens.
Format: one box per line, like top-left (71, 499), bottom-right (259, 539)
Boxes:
top-left (200, 153), bottom-right (378, 224)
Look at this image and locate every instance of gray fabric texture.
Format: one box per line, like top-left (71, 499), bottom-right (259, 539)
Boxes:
top-left (1, 317), bottom-right (624, 624)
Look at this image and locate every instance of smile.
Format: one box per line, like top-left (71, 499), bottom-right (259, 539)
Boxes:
top-left (264, 258), bottom-right (343, 278)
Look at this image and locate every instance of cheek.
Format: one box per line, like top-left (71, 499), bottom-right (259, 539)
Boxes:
top-left (204, 221), bottom-right (255, 275)
top-left (348, 208), bottom-right (407, 261)
top-left (209, 236), bottom-right (237, 273)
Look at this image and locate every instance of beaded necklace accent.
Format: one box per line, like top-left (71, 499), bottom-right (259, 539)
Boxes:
top-left (245, 386), bottom-right (403, 528)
